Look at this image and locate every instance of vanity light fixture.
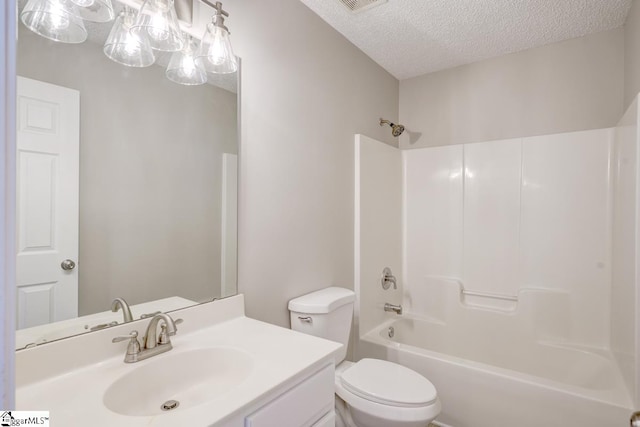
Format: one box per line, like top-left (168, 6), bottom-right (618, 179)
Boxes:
top-left (104, 6), bottom-right (156, 67)
top-left (20, 0), bottom-right (239, 82)
top-left (20, 0), bottom-right (88, 43)
top-left (130, 0), bottom-right (185, 52)
top-left (166, 35), bottom-right (207, 85)
top-left (66, 0), bottom-right (115, 23)
top-left (195, 1), bottom-right (238, 74)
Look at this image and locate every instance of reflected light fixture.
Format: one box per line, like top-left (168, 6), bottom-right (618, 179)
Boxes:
top-left (20, 0), bottom-right (88, 43)
top-left (104, 6), bottom-right (155, 67)
top-left (19, 0), bottom-right (240, 84)
top-left (66, 0), bottom-right (115, 23)
top-left (130, 0), bottom-right (185, 52)
top-left (166, 35), bottom-right (207, 85)
top-left (195, 1), bottom-right (238, 75)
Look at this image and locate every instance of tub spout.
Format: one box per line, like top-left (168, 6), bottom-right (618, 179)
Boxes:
top-left (384, 303), bottom-right (402, 315)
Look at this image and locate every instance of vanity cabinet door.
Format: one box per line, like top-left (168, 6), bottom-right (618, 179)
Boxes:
top-left (245, 364), bottom-right (334, 427)
top-left (311, 412), bottom-right (335, 427)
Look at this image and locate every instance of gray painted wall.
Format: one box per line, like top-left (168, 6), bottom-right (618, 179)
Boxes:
top-left (399, 28), bottom-right (624, 148)
top-left (230, 0), bottom-right (399, 328)
top-left (625, 0), bottom-right (640, 110)
top-left (21, 0), bottom-right (623, 330)
top-left (17, 27), bottom-right (238, 315)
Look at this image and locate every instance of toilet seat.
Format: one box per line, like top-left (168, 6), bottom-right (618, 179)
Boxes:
top-left (335, 360), bottom-right (441, 424)
top-left (341, 359), bottom-right (437, 408)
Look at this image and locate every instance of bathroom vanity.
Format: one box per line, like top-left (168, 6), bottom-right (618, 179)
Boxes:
top-left (16, 295), bottom-right (340, 426)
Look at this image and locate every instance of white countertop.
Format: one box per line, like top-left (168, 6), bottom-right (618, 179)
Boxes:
top-left (16, 296), bottom-right (198, 349)
top-left (16, 295), bottom-right (341, 426)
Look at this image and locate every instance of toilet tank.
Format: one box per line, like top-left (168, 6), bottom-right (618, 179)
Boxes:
top-left (288, 287), bottom-right (355, 364)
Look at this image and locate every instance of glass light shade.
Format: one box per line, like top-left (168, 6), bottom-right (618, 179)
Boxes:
top-left (20, 0), bottom-right (87, 44)
top-left (195, 23), bottom-right (238, 74)
top-left (130, 0), bottom-right (184, 52)
top-left (103, 8), bottom-right (155, 67)
top-left (66, 0), bottom-right (115, 23)
top-left (166, 36), bottom-right (207, 86)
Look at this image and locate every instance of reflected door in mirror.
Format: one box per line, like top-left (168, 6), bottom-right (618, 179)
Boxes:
top-left (16, 77), bottom-right (79, 329)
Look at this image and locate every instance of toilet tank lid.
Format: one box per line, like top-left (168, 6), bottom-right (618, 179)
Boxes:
top-left (288, 287), bottom-right (355, 314)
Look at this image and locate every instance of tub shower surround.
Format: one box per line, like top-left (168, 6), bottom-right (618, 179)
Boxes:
top-left (355, 102), bottom-right (640, 426)
top-left (402, 128), bottom-right (612, 343)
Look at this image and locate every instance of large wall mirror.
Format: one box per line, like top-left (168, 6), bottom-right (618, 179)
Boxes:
top-left (15, 4), bottom-right (239, 349)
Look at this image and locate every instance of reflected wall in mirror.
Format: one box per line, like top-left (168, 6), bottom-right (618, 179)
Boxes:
top-left (15, 16), bottom-right (238, 349)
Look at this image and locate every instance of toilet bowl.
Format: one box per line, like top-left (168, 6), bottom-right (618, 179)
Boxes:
top-left (288, 287), bottom-right (441, 427)
top-left (335, 360), bottom-right (440, 427)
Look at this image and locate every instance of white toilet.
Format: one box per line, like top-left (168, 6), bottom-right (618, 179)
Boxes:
top-left (288, 287), bottom-right (441, 427)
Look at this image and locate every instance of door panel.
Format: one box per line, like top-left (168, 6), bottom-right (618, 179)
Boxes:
top-left (16, 76), bottom-right (79, 329)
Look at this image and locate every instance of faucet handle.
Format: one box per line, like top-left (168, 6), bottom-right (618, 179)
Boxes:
top-left (158, 319), bottom-right (183, 345)
top-left (112, 330), bottom-right (138, 343)
top-left (381, 267), bottom-right (397, 290)
top-left (139, 310), bottom-right (161, 319)
top-left (112, 331), bottom-right (141, 362)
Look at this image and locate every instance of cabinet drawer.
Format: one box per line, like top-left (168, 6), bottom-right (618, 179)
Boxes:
top-left (245, 364), bottom-right (334, 427)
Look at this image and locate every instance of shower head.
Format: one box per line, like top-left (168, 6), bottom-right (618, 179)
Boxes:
top-left (380, 118), bottom-right (405, 137)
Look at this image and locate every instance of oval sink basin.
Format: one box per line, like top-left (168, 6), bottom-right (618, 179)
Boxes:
top-left (103, 347), bottom-right (254, 416)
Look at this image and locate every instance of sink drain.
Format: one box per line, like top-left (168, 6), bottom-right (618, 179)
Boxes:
top-left (161, 400), bottom-right (180, 411)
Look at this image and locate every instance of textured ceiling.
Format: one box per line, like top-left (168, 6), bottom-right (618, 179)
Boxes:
top-left (300, 0), bottom-right (632, 80)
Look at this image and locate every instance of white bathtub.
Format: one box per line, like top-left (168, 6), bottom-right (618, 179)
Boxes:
top-left (357, 316), bottom-right (634, 427)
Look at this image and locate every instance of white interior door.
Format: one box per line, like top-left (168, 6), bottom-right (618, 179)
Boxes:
top-left (16, 76), bottom-right (79, 329)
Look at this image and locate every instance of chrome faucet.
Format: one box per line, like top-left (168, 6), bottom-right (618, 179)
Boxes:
top-left (112, 313), bottom-right (182, 363)
top-left (384, 303), bottom-right (403, 315)
top-left (111, 298), bottom-right (133, 323)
